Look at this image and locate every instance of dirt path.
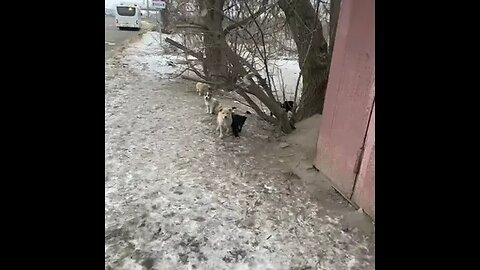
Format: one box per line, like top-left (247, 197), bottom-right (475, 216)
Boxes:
top-left (105, 33), bottom-right (374, 270)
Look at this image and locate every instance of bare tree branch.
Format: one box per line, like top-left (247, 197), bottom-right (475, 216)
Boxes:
top-left (236, 88), bottom-right (277, 124)
top-left (187, 66), bottom-right (208, 80)
top-left (221, 12), bottom-right (277, 100)
top-left (180, 75), bottom-right (223, 86)
top-left (223, 0), bottom-right (273, 34)
top-left (244, 1), bottom-right (274, 98)
top-left (176, 23), bottom-right (209, 31)
top-left (165, 37), bottom-right (204, 60)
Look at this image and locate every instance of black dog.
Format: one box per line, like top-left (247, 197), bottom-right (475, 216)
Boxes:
top-left (270, 100), bottom-right (295, 116)
top-left (281, 100), bottom-right (294, 112)
top-left (231, 107), bottom-right (251, 137)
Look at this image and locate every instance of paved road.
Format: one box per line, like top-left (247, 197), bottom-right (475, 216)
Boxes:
top-left (105, 16), bottom-right (140, 57)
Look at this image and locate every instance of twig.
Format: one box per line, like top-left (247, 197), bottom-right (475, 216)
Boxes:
top-left (270, 70), bottom-right (280, 101)
top-left (244, 1), bottom-right (274, 94)
top-left (176, 23), bottom-right (208, 31)
top-left (293, 227), bottom-right (302, 245)
top-left (293, 73), bottom-right (302, 107)
top-left (222, 0), bottom-right (275, 34)
top-left (173, 67), bottom-right (190, 78)
top-left (279, 69), bottom-right (286, 102)
top-left (220, 7), bottom-right (276, 100)
top-left (187, 66), bottom-right (208, 80)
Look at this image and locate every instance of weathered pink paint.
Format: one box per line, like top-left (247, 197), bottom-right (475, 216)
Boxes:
top-left (314, 0), bottom-right (375, 218)
top-left (352, 101), bottom-right (375, 219)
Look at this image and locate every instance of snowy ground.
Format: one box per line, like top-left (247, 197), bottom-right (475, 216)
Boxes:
top-left (105, 32), bottom-right (374, 270)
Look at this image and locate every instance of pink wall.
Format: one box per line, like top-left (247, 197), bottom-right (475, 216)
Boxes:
top-left (315, 0), bottom-right (375, 220)
top-left (352, 101), bottom-right (375, 219)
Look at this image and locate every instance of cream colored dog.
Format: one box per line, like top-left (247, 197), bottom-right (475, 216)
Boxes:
top-left (196, 82), bottom-right (210, 96)
top-left (216, 107), bottom-right (233, 138)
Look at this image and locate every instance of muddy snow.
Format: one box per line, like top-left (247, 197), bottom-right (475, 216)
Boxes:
top-left (105, 32), bottom-right (374, 270)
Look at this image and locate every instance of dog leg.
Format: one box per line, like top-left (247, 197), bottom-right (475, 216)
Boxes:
top-left (212, 102), bottom-right (218, 115)
top-left (233, 127), bottom-right (239, 137)
top-left (219, 126), bottom-right (224, 138)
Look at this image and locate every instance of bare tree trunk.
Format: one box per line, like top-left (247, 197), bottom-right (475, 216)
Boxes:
top-left (329, 0), bottom-right (342, 57)
top-left (278, 0), bottom-right (330, 120)
top-left (160, 0), bottom-right (171, 33)
top-left (198, 0), bottom-right (228, 82)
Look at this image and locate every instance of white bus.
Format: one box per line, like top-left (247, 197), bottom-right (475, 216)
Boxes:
top-left (115, 3), bottom-right (142, 31)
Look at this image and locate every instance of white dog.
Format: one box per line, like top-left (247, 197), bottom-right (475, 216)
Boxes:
top-left (204, 92), bottom-right (220, 114)
top-left (216, 107), bottom-right (233, 138)
top-left (196, 82), bottom-right (210, 96)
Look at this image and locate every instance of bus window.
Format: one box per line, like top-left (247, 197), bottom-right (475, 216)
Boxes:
top-left (117, 7), bottom-right (136, 17)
